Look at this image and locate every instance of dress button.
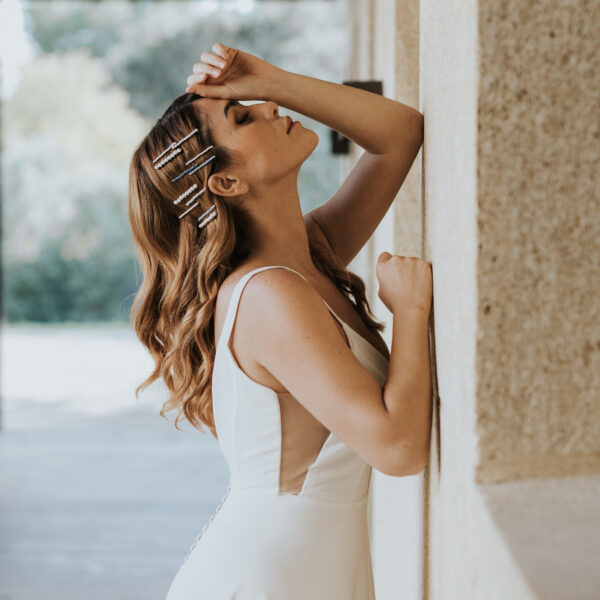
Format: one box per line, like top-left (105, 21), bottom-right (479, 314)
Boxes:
top-left (183, 482), bottom-right (232, 562)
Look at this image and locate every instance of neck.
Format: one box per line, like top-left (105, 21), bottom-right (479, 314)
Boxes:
top-left (242, 177), bottom-right (319, 276)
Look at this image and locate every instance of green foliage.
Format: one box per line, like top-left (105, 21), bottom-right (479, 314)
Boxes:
top-left (3, 232), bottom-right (138, 324)
top-left (3, 187), bottom-right (139, 323)
top-left (27, 4), bottom-right (121, 58)
top-left (3, 241), bottom-right (134, 323)
top-left (5, 2), bottom-right (350, 323)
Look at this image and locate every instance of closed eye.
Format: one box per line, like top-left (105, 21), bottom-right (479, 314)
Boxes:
top-left (237, 110), bottom-right (251, 124)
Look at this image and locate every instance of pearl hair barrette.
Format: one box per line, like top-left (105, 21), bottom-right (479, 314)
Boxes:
top-left (152, 128), bottom-right (198, 169)
top-left (174, 183), bottom-right (216, 230)
top-left (152, 126), bottom-right (218, 230)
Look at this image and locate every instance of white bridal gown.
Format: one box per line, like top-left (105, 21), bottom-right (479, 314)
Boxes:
top-left (165, 265), bottom-right (390, 599)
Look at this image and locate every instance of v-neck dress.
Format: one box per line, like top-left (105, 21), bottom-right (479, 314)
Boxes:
top-left (165, 265), bottom-right (390, 600)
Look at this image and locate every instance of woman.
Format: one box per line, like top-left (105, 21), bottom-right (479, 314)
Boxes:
top-left (128, 42), bottom-right (431, 599)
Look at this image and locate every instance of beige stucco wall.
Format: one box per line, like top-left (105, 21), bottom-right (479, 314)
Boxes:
top-left (423, 0), bottom-right (600, 598)
top-left (474, 2), bottom-right (600, 597)
top-left (420, 0), bottom-right (483, 597)
top-left (475, 0), bottom-right (600, 485)
top-left (351, 0), bottom-right (600, 597)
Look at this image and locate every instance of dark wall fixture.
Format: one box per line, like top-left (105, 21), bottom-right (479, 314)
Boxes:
top-left (330, 80), bottom-right (384, 155)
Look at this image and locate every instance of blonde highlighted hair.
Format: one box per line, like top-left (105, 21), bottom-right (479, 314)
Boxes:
top-left (128, 92), bottom-right (384, 439)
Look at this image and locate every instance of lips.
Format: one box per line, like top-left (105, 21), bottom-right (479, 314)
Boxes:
top-left (286, 116), bottom-right (293, 133)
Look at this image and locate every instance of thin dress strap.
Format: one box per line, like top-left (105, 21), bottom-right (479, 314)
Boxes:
top-left (216, 265), bottom-right (346, 353)
top-left (264, 266), bottom-right (346, 323)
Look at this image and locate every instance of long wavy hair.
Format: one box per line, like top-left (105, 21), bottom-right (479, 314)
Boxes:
top-left (128, 92), bottom-right (385, 440)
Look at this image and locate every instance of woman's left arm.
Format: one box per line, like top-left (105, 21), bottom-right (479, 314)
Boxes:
top-left (266, 68), bottom-right (422, 155)
top-left (266, 68), bottom-right (424, 267)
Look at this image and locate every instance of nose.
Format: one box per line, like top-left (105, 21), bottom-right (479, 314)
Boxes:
top-left (261, 100), bottom-right (279, 119)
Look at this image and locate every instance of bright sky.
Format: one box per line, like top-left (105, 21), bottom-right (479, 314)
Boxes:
top-left (0, 0), bottom-right (261, 101)
top-left (0, 0), bottom-right (35, 100)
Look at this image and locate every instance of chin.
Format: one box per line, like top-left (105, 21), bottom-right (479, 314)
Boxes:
top-left (308, 128), bottom-right (319, 141)
top-left (304, 137), bottom-right (319, 157)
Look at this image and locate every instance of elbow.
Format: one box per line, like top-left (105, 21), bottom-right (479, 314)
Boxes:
top-left (387, 438), bottom-right (429, 477)
top-left (411, 110), bottom-right (424, 138)
top-left (407, 448), bottom-right (428, 475)
top-left (413, 114), bottom-right (424, 149)
top-left (379, 400), bottom-right (431, 476)
top-left (409, 433), bottom-right (431, 475)
top-left (406, 425), bottom-right (431, 475)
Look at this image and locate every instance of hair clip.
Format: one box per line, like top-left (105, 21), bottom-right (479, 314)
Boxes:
top-left (185, 145), bottom-right (213, 166)
top-left (177, 186), bottom-right (208, 219)
top-left (171, 153), bottom-right (215, 183)
top-left (198, 205), bottom-right (217, 230)
top-left (174, 184), bottom-right (198, 205)
top-left (155, 130), bottom-right (218, 229)
top-left (154, 147), bottom-right (182, 170)
top-left (152, 128), bottom-right (199, 165)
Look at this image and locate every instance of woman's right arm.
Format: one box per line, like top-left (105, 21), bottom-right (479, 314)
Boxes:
top-left (376, 252), bottom-right (433, 474)
top-left (383, 307), bottom-right (432, 474)
top-left (241, 268), bottom-right (430, 477)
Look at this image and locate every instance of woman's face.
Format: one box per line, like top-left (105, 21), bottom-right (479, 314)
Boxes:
top-left (194, 97), bottom-right (318, 192)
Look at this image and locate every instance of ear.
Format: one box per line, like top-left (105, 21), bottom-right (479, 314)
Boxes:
top-left (207, 172), bottom-right (248, 198)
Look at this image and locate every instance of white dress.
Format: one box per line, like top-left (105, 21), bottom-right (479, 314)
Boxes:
top-left (165, 265), bottom-right (390, 599)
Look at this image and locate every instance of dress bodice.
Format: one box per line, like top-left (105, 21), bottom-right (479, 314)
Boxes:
top-left (211, 265), bottom-right (390, 503)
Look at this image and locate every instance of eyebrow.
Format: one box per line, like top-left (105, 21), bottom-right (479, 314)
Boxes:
top-left (224, 99), bottom-right (238, 121)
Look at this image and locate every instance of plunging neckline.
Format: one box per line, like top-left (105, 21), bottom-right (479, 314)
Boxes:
top-left (319, 299), bottom-right (390, 363)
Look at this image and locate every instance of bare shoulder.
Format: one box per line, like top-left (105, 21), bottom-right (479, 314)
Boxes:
top-left (239, 266), bottom-right (328, 338)
top-left (234, 265), bottom-right (325, 350)
top-left (215, 265), bottom-right (314, 393)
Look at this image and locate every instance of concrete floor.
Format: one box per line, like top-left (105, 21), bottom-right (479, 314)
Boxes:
top-left (0, 325), bottom-right (229, 600)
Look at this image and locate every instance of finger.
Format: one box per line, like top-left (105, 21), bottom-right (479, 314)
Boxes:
top-left (192, 61), bottom-right (222, 78)
top-left (212, 42), bottom-right (230, 60)
top-left (191, 63), bottom-right (222, 79)
top-left (185, 82), bottom-right (231, 99)
top-left (187, 72), bottom-right (209, 86)
top-left (190, 64), bottom-right (223, 82)
top-left (200, 50), bottom-right (227, 70)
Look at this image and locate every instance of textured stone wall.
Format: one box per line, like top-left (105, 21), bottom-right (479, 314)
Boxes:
top-left (353, 0), bottom-right (598, 596)
top-left (476, 0), bottom-right (600, 484)
top-left (421, 0), bottom-right (600, 597)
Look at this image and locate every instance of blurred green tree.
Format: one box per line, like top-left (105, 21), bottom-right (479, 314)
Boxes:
top-left (4, 2), bottom-right (351, 323)
top-left (3, 50), bottom-right (148, 322)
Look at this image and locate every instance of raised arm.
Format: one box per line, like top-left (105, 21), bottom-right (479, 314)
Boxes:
top-left (186, 44), bottom-right (423, 267)
top-left (265, 68), bottom-right (424, 267)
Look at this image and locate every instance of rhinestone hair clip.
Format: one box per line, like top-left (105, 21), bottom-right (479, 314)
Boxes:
top-left (171, 146), bottom-right (215, 183)
top-left (174, 182), bottom-right (217, 230)
top-left (153, 127), bottom-right (218, 230)
top-left (152, 128), bottom-right (198, 170)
